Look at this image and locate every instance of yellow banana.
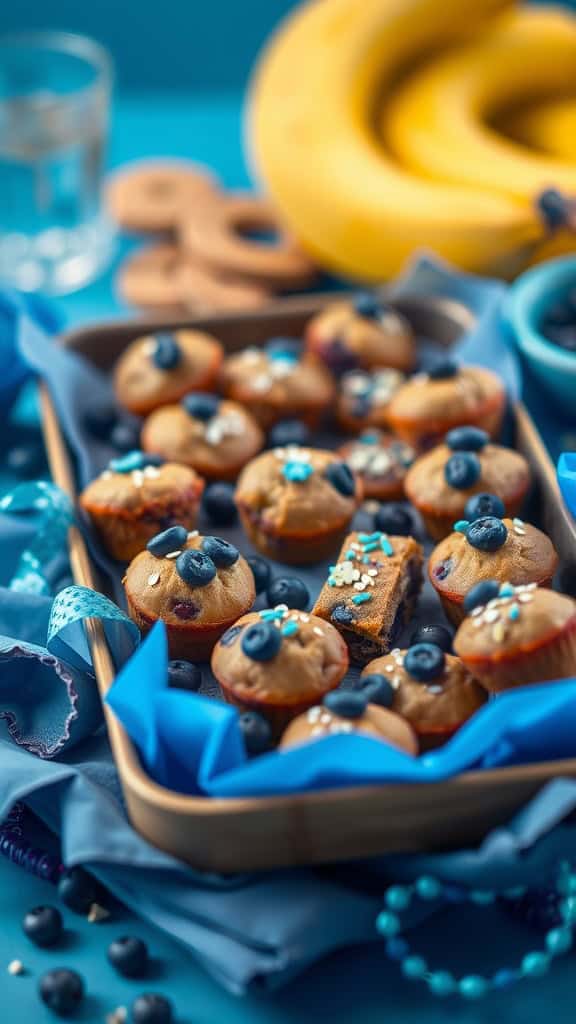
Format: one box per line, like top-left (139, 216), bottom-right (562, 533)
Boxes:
top-left (382, 7), bottom-right (576, 202)
top-left (247, 0), bottom-right (559, 282)
top-left (501, 95), bottom-right (576, 162)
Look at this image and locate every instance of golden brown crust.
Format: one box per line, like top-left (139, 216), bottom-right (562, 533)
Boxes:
top-left (220, 347), bottom-right (335, 429)
top-left (305, 301), bottom-right (416, 372)
top-left (454, 586), bottom-right (576, 663)
top-left (338, 432), bottom-right (415, 501)
top-left (387, 366), bottom-right (505, 447)
top-left (279, 702), bottom-right (417, 755)
top-left (114, 329), bottom-right (223, 416)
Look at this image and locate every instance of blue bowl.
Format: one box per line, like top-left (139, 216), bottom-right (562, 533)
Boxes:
top-left (507, 255), bottom-right (576, 418)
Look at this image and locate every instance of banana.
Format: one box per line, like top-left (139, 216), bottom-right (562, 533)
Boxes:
top-left (501, 96), bottom-right (576, 162)
top-left (247, 0), bottom-right (558, 282)
top-left (382, 7), bottom-right (576, 202)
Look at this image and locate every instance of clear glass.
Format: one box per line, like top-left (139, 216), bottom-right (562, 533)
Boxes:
top-left (0, 31), bottom-right (114, 294)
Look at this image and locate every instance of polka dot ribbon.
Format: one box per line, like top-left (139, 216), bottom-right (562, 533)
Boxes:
top-left (0, 481), bottom-right (74, 595)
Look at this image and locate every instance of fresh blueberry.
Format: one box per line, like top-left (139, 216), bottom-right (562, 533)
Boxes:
top-left (167, 660), bottom-right (202, 692)
top-left (108, 936), bottom-right (149, 978)
top-left (466, 516), bottom-right (508, 552)
top-left (428, 359), bottom-right (458, 380)
top-left (83, 405), bottom-right (117, 441)
top-left (265, 337), bottom-right (302, 360)
top-left (266, 576), bottom-right (310, 610)
top-left (331, 604), bottom-right (355, 626)
top-left (375, 503), bottom-right (413, 536)
top-left (410, 624), bottom-right (453, 653)
top-left (268, 419), bottom-right (310, 448)
top-left (464, 492), bottom-right (506, 522)
top-left (404, 643), bottom-right (445, 682)
top-left (57, 867), bottom-right (100, 915)
top-left (23, 906), bottom-right (63, 948)
top-left (131, 992), bottom-right (174, 1024)
top-left (325, 461), bottom-right (356, 497)
top-left (239, 711), bottom-right (273, 756)
top-left (147, 525), bottom-right (189, 558)
top-left (175, 549), bottom-right (216, 587)
top-left (110, 419), bottom-right (141, 452)
top-left (353, 292), bottom-right (382, 320)
top-left (356, 673), bottom-right (395, 708)
top-left (537, 188), bottom-right (568, 231)
top-left (219, 625), bottom-right (243, 647)
top-left (444, 452), bottom-right (481, 490)
top-left (432, 558), bottom-right (453, 582)
top-left (323, 690), bottom-right (368, 719)
top-left (445, 426), bottom-right (489, 452)
top-left (201, 536), bottom-right (239, 568)
top-left (463, 579), bottom-right (501, 614)
top-left (39, 968), bottom-right (84, 1017)
top-left (321, 337), bottom-right (358, 374)
top-left (246, 555), bottom-right (271, 594)
top-left (5, 441), bottom-right (45, 477)
top-left (202, 482), bottom-right (238, 526)
top-left (241, 621), bottom-right (282, 662)
top-left (182, 392), bottom-right (220, 421)
top-left (151, 333), bottom-right (181, 370)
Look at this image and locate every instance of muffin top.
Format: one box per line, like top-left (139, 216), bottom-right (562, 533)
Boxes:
top-left (279, 696), bottom-right (417, 754)
top-left (113, 329), bottom-right (223, 413)
top-left (305, 298), bottom-right (416, 373)
top-left (124, 529), bottom-right (255, 627)
top-left (454, 583), bottom-right (576, 662)
top-left (337, 368), bottom-right (406, 427)
top-left (235, 447), bottom-right (361, 535)
top-left (339, 431), bottom-right (415, 485)
top-left (220, 339), bottom-right (334, 407)
top-left (211, 607), bottom-right (348, 705)
top-left (80, 452), bottom-right (203, 514)
top-left (387, 364), bottom-right (504, 427)
top-left (429, 517), bottom-right (559, 599)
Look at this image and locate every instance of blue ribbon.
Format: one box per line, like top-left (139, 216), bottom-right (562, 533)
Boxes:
top-left (0, 481), bottom-right (74, 595)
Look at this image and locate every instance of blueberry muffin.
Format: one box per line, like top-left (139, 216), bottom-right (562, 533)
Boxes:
top-left (336, 368), bottom-right (407, 434)
top-left (279, 690), bottom-right (417, 755)
top-left (338, 430), bottom-right (416, 501)
top-left (305, 294), bottom-right (416, 375)
top-left (114, 329), bottom-right (223, 417)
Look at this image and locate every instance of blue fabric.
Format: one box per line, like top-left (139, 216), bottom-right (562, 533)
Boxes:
top-left (0, 289), bottom-right (62, 417)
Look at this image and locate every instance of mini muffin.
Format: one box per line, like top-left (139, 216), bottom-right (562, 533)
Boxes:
top-left (211, 607), bottom-right (349, 736)
top-left (386, 361), bottom-right (506, 450)
top-left (124, 529), bottom-right (255, 660)
top-left (338, 430), bottom-right (416, 501)
top-left (235, 447), bottom-right (362, 564)
top-left (454, 580), bottom-right (576, 693)
top-left (80, 451), bottom-right (204, 562)
top-left (360, 643), bottom-right (486, 751)
top-left (305, 294), bottom-right (416, 375)
top-left (404, 426), bottom-right (531, 541)
top-left (141, 392), bottom-right (264, 481)
top-left (114, 329), bottom-right (223, 417)
top-left (219, 338), bottom-right (335, 429)
top-left (279, 690), bottom-right (417, 755)
top-left (429, 516), bottom-right (559, 626)
top-left (336, 368), bottom-right (407, 433)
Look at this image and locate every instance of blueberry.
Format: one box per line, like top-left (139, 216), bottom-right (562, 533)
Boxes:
top-left (265, 337), bottom-right (302, 360)
top-left (323, 690), bottom-right (368, 719)
top-left (57, 866), bottom-right (100, 915)
top-left (445, 426), bottom-right (489, 451)
top-left (266, 576), bottom-right (310, 610)
top-left (428, 359), bottom-right (458, 380)
top-left (463, 579), bottom-right (501, 614)
top-left (268, 419), bottom-right (310, 448)
top-left (83, 405), bottom-right (117, 441)
top-left (167, 660), bottom-right (202, 692)
top-left (182, 392), bottom-right (220, 421)
top-left (147, 525), bottom-right (189, 557)
top-left (444, 452), bottom-right (481, 490)
top-left (432, 558), bottom-right (453, 582)
top-left (151, 333), bottom-right (181, 371)
top-left (353, 292), bottom-right (382, 320)
top-left (241, 621), bottom-right (282, 662)
top-left (202, 482), bottom-right (238, 526)
top-left (410, 624), bottom-right (453, 653)
top-left (23, 905), bottom-right (63, 948)
top-left (175, 549), bottom-right (216, 587)
top-left (219, 625), bottom-right (242, 647)
top-left (325, 461), bottom-right (356, 497)
top-left (466, 516), bottom-right (508, 552)
top-left (108, 935), bottom-right (149, 978)
top-left (331, 604), bottom-right (355, 626)
top-left (351, 396), bottom-right (372, 420)
top-left (246, 555), bottom-right (271, 594)
top-left (321, 337), bottom-right (358, 374)
top-left (375, 503), bottom-right (413, 536)
top-left (132, 992), bottom-right (174, 1024)
top-left (39, 968), bottom-right (84, 1017)
top-left (239, 711), bottom-right (273, 756)
top-left (110, 419), bottom-right (141, 452)
top-left (356, 673), bottom-right (395, 708)
top-left (404, 643), bottom-right (445, 682)
top-left (537, 188), bottom-right (568, 231)
top-left (201, 536), bottom-right (239, 568)
top-left (464, 492), bottom-right (505, 522)
top-left (5, 441), bottom-right (45, 477)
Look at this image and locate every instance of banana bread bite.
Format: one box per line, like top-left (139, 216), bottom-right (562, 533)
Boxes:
top-left (279, 690), bottom-right (417, 754)
top-left (336, 368), bottom-right (407, 433)
top-left (114, 329), bottom-right (223, 416)
top-left (305, 294), bottom-right (416, 375)
top-left (339, 430), bottom-right (416, 501)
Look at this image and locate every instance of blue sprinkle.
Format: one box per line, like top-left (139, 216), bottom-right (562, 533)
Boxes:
top-left (345, 549), bottom-right (356, 561)
top-left (499, 582), bottom-right (515, 597)
top-left (110, 450), bottom-right (145, 473)
top-left (282, 460), bottom-right (314, 483)
top-left (327, 579), bottom-right (336, 587)
top-left (281, 620), bottom-right (299, 637)
top-left (362, 555), bottom-right (371, 564)
top-left (509, 604), bottom-right (520, 621)
top-left (379, 535), bottom-right (393, 556)
top-left (352, 592), bottom-right (372, 604)
top-left (453, 519), bottom-right (470, 533)
top-left (362, 541), bottom-right (380, 553)
top-left (360, 432), bottom-right (379, 445)
top-left (359, 532), bottom-right (381, 543)
top-left (259, 607), bottom-right (285, 621)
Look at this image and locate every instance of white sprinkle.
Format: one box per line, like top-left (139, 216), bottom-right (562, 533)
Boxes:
top-left (320, 712), bottom-right (332, 725)
top-left (513, 518), bottom-right (525, 527)
top-left (484, 609), bottom-right (500, 624)
top-left (252, 373), bottom-right (272, 393)
top-left (471, 606), bottom-right (484, 617)
top-left (353, 581), bottom-right (366, 591)
top-left (7, 960), bottom-right (24, 976)
top-left (486, 598), bottom-right (501, 610)
top-left (240, 347), bottom-right (261, 363)
top-left (143, 465), bottom-right (161, 479)
top-left (385, 664), bottom-right (394, 673)
top-left (299, 614), bottom-right (310, 623)
top-left (310, 726), bottom-right (323, 736)
top-left (474, 617), bottom-right (485, 629)
top-left (313, 626), bottom-right (324, 637)
top-left (392, 676), bottom-right (402, 689)
top-left (101, 470), bottom-right (113, 480)
top-left (367, 569), bottom-right (378, 577)
top-left (518, 593), bottom-right (534, 603)
top-left (362, 500), bottom-right (380, 514)
top-left (148, 572), bottom-right (160, 587)
top-left (514, 527), bottom-right (526, 537)
top-left (142, 338), bottom-right (156, 355)
top-left (187, 530), bottom-right (199, 539)
top-left (527, 582), bottom-right (538, 590)
top-left (132, 470), bottom-right (145, 488)
top-left (165, 550), bottom-right (181, 559)
top-left (330, 721), bottom-right (353, 734)
top-left (307, 706), bottom-right (322, 723)
top-left (87, 902), bottom-right (110, 923)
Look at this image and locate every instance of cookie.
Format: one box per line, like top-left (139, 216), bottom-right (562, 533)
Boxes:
top-left (106, 160), bottom-right (218, 233)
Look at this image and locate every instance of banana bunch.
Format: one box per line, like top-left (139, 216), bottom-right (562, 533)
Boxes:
top-left (502, 96), bottom-right (576, 163)
top-left (247, 0), bottom-right (576, 281)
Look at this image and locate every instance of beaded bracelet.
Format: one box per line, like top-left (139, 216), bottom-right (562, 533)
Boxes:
top-left (377, 863), bottom-right (576, 998)
top-left (0, 802), bottom-right (63, 884)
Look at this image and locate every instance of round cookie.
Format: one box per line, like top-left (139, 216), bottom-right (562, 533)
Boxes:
top-left (106, 159), bottom-right (218, 233)
top-left (116, 244), bottom-right (186, 314)
top-left (338, 430), bottom-right (416, 501)
top-left (336, 368), bottom-right (407, 434)
top-left (280, 693), bottom-right (417, 755)
top-left (305, 296), bottom-right (416, 375)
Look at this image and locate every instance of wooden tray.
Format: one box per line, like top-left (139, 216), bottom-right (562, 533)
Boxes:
top-left (39, 291), bottom-right (576, 873)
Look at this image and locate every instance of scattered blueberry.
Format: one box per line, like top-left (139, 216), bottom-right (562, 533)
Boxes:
top-left (323, 690), bottom-right (368, 719)
top-left (463, 579), bottom-right (501, 614)
top-left (410, 623), bottom-right (453, 653)
top-left (445, 426), bottom-right (489, 452)
top-left (108, 935), bottom-right (149, 978)
top-left (219, 625), bottom-right (242, 647)
top-left (356, 673), bottom-right (395, 708)
top-left (266, 576), bottom-right (310, 610)
top-left (428, 359), bottom-right (458, 380)
top-left (172, 600), bottom-right (200, 621)
top-left (353, 292), bottom-right (381, 320)
top-left (331, 604), bottom-right (355, 626)
top-left (464, 492), bottom-right (505, 522)
top-left (167, 660), bottom-right (202, 692)
top-left (321, 337), bottom-right (358, 375)
top-left (241, 621), bottom-right (282, 662)
top-left (202, 482), bottom-right (238, 526)
top-left (147, 525), bottom-right (189, 558)
top-left (39, 968), bottom-right (84, 1017)
top-left (131, 992), bottom-right (174, 1024)
top-left (182, 392), bottom-right (220, 421)
top-left (246, 555), bottom-right (271, 594)
top-left (175, 549), bottom-right (216, 587)
top-left (83, 405), bottom-right (117, 441)
top-left (375, 503), bottom-right (413, 536)
top-left (466, 515), bottom-right (508, 552)
top-left (110, 419), bottom-right (141, 452)
top-left (201, 536), bottom-right (239, 568)
top-left (6, 442), bottom-right (45, 476)
top-left (151, 333), bottom-right (181, 370)
top-left (268, 419), bottom-right (310, 448)
top-left (57, 866), bottom-right (99, 915)
top-left (444, 452), bottom-right (481, 490)
top-left (404, 643), bottom-right (445, 682)
top-left (325, 461), bottom-right (356, 497)
top-left (239, 711), bottom-right (273, 756)
top-left (23, 905), bottom-right (63, 948)
top-left (265, 337), bottom-right (302, 360)
top-left (537, 188), bottom-right (568, 231)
